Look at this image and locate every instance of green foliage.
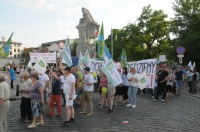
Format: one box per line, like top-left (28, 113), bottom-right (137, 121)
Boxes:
top-left (171, 0), bottom-right (200, 67)
top-left (105, 5), bottom-right (171, 61)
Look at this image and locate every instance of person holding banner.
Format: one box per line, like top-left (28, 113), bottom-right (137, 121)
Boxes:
top-left (127, 67), bottom-right (140, 108)
top-left (154, 65), bottom-right (168, 102)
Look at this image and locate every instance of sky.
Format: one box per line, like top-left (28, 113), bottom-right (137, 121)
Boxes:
top-left (0, 0), bottom-right (175, 48)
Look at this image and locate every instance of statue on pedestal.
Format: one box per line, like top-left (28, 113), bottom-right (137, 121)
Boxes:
top-left (76, 7), bottom-right (100, 58)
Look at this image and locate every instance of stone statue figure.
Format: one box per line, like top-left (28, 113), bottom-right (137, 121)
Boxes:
top-left (76, 7), bottom-right (100, 58)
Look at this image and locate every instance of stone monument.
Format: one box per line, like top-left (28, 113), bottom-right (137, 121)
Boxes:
top-left (76, 7), bottom-right (100, 58)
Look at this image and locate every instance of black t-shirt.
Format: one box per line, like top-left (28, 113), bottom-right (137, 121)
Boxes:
top-left (158, 70), bottom-right (168, 83)
top-left (175, 70), bottom-right (183, 80)
top-left (52, 79), bottom-right (61, 95)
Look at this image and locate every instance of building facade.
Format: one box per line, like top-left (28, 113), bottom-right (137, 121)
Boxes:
top-left (0, 40), bottom-right (23, 58)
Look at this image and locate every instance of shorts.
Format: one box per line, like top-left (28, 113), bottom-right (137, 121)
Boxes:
top-left (114, 86), bottom-right (123, 96)
top-left (107, 87), bottom-right (115, 96)
top-left (81, 91), bottom-right (93, 102)
top-left (176, 80), bottom-right (182, 89)
top-left (76, 88), bottom-right (82, 96)
top-left (65, 94), bottom-right (74, 106)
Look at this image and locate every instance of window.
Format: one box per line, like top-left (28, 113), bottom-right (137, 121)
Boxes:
top-left (18, 49), bottom-right (20, 52)
top-left (10, 51), bottom-right (12, 55)
top-left (10, 46), bottom-right (12, 49)
top-left (14, 49), bottom-right (16, 52)
top-left (14, 55), bottom-right (16, 58)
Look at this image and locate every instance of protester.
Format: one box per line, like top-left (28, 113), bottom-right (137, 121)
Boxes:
top-left (154, 65), bottom-right (168, 102)
top-left (175, 67), bottom-right (184, 95)
top-left (126, 67), bottom-right (139, 108)
top-left (59, 60), bottom-right (76, 126)
top-left (38, 71), bottom-right (50, 114)
top-left (80, 67), bottom-right (94, 116)
top-left (0, 73), bottom-right (10, 132)
top-left (10, 65), bottom-right (16, 89)
top-left (121, 67), bottom-right (129, 105)
top-left (107, 81), bottom-right (115, 113)
top-left (191, 70), bottom-right (198, 94)
top-left (98, 72), bottom-right (108, 109)
top-left (27, 73), bottom-right (44, 128)
top-left (19, 72), bottom-right (32, 121)
top-left (166, 68), bottom-right (174, 97)
top-left (59, 72), bottom-right (66, 107)
top-left (187, 69), bottom-right (194, 93)
top-left (49, 70), bottom-right (62, 117)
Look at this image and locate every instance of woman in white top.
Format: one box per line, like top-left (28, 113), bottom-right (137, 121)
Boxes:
top-left (126, 67), bottom-right (139, 108)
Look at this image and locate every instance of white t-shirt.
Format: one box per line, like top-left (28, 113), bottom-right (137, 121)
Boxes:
top-left (83, 74), bottom-right (94, 91)
top-left (39, 73), bottom-right (49, 91)
top-left (21, 78), bottom-right (32, 98)
top-left (62, 74), bottom-right (76, 94)
top-left (127, 73), bottom-right (139, 87)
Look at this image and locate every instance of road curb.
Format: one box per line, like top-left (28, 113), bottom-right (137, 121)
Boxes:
top-left (182, 92), bottom-right (200, 99)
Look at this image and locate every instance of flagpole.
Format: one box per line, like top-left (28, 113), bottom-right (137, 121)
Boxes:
top-left (111, 26), bottom-right (113, 57)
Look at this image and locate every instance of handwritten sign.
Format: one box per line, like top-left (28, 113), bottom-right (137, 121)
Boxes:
top-left (29, 52), bottom-right (57, 63)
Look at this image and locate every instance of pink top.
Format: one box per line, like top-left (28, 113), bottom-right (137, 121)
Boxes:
top-left (100, 76), bottom-right (108, 87)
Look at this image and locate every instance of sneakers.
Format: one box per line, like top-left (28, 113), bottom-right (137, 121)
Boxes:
top-left (79, 111), bottom-right (87, 114)
top-left (126, 104), bottom-right (132, 107)
top-left (132, 105), bottom-right (136, 108)
top-left (61, 121), bottom-right (70, 127)
top-left (161, 99), bottom-right (165, 102)
top-left (27, 124), bottom-right (36, 128)
top-left (87, 112), bottom-right (94, 116)
top-left (70, 118), bottom-right (75, 122)
top-left (107, 109), bottom-right (113, 113)
top-left (153, 99), bottom-right (158, 102)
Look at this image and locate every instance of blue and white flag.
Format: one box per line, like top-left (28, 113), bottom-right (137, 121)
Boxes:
top-left (83, 50), bottom-right (91, 67)
top-left (62, 38), bottom-right (73, 66)
top-left (187, 61), bottom-right (193, 70)
top-left (101, 59), bottom-right (122, 87)
top-left (78, 52), bottom-right (84, 71)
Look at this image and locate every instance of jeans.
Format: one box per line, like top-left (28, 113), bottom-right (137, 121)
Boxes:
top-left (128, 86), bottom-right (138, 105)
top-left (50, 95), bottom-right (62, 116)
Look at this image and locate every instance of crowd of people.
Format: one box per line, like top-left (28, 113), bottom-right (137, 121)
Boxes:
top-left (0, 61), bottom-right (199, 131)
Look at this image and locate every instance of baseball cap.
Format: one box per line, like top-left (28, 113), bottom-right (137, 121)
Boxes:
top-left (84, 67), bottom-right (90, 71)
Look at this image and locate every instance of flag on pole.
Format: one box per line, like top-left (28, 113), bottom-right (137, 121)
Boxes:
top-left (120, 49), bottom-right (127, 68)
top-left (193, 62), bottom-right (196, 68)
top-left (187, 61), bottom-right (193, 70)
top-left (97, 22), bottom-right (105, 60)
top-left (33, 56), bottom-right (47, 74)
top-left (27, 60), bottom-right (33, 68)
top-left (0, 32), bottom-right (14, 59)
top-left (78, 52), bottom-right (84, 71)
top-left (62, 37), bottom-right (73, 66)
top-left (138, 72), bottom-right (147, 90)
top-left (83, 50), bottom-right (91, 67)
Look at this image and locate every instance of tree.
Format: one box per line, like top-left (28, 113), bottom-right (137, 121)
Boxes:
top-left (171, 0), bottom-right (200, 66)
top-left (105, 5), bottom-right (171, 61)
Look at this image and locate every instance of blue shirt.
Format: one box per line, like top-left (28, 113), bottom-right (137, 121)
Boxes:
top-left (10, 69), bottom-right (16, 80)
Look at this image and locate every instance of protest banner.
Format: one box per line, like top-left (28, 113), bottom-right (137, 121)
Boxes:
top-left (29, 52), bottom-right (57, 63)
top-left (127, 59), bottom-right (157, 89)
top-left (33, 56), bottom-right (47, 74)
top-left (101, 59), bottom-right (122, 87)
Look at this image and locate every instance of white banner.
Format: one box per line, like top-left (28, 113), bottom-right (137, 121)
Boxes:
top-left (127, 59), bottom-right (157, 89)
top-left (33, 56), bottom-right (47, 74)
top-left (29, 52), bottom-right (57, 63)
top-left (101, 59), bottom-right (123, 87)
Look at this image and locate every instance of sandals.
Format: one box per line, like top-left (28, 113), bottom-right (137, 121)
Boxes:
top-left (79, 111), bottom-right (87, 114)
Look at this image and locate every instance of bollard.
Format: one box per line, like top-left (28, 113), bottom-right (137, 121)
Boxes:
top-left (16, 84), bottom-right (19, 96)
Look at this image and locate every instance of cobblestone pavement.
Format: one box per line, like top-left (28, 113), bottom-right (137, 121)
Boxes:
top-left (1, 71), bottom-right (200, 132)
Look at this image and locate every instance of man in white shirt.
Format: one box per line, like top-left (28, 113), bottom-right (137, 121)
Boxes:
top-left (79, 67), bottom-right (94, 116)
top-left (59, 59), bottom-right (76, 126)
